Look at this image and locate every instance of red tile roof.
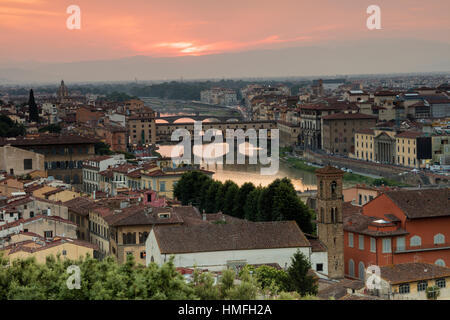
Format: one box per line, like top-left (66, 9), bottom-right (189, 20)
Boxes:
top-left (322, 113), bottom-right (378, 120)
top-left (153, 221), bottom-right (310, 254)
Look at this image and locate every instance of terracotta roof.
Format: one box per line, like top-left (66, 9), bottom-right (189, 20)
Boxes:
top-left (112, 163), bottom-right (139, 174)
top-left (105, 205), bottom-right (182, 227)
top-left (343, 212), bottom-right (408, 237)
top-left (356, 128), bottom-right (375, 135)
top-left (395, 131), bottom-right (424, 139)
top-left (0, 133), bottom-right (99, 147)
top-left (127, 170), bottom-right (142, 178)
top-left (322, 113), bottom-right (378, 120)
top-left (153, 221), bottom-right (310, 254)
top-left (380, 263), bottom-right (450, 285)
top-left (87, 155), bottom-right (114, 162)
top-left (204, 213), bottom-right (248, 224)
top-left (308, 238), bottom-right (327, 252)
top-left (64, 197), bottom-right (95, 216)
top-left (374, 91), bottom-right (398, 96)
top-left (339, 294), bottom-right (383, 300)
top-left (317, 283), bottom-right (348, 300)
top-left (315, 166), bottom-right (344, 175)
top-left (384, 189), bottom-right (450, 219)
top-left (342, 201), bottom-right (362, 216)
top-left (6, 237), bottom-right (98, 255)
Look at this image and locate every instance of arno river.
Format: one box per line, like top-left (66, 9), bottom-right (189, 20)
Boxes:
top-left (157, 143), bottom-right (317, 192)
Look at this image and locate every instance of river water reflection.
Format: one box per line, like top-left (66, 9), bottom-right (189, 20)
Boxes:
top-left (157, 144), bottom-right (317, 192)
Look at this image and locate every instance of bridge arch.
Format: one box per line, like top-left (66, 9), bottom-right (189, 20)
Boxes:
top-left (173, 117), bottom-right (196, 123)
top-left (202, 118), bottom-right (220, 123)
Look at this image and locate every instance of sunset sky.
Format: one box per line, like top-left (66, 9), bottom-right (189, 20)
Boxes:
top-left (1, 0), bottom-right (449, 63)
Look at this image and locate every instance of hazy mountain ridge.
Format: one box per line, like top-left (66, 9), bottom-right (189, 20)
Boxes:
top-left (1, 39), bottom-right (449, 84)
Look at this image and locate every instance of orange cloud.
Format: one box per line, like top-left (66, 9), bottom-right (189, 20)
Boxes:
top-left (0, 0), bottom-right (449, 62)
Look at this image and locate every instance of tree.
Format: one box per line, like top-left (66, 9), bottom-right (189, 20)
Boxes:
top-left (198, 178), bottom-right (213, 212)
top-left (222, 182), bottom-right (239, 215)
top-left (247, 265), bottom-right (289, 292)
top-left (244, 187), bottom-right (262, 221)
top-left (257, 179), bottom-right (283, 221)
top-left (94, 142), bottom-right (114, 155)
top-left (272, 179), bottom-right (314, 234)
top-left (224, 269), bottom-right (259, 300)
top-left (173, 171), bottom-right (212, 206)
top-left (38, 124), bottom-right (61, 133)
top-left (232, 182), bottom-right (255, 218)
top-left (0, 253), bottom-right (197, 300)
top-left (0, 114), bottom-right (25, 137)
top-left (214, 180), bottom-right (234, 213)
top-left (286, 250), bottom-right (318, 296)
top-left (192, 269), bottom-right (219, 300)
top-left (205, 181), bottom-right (222, 213)
top-left (28, 89), bottom-right (39, 123)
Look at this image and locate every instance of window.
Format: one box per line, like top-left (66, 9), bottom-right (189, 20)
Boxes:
top-left (382, 238), bottom-right (391, 253)
top-left (399, 284), bottom-right (410, 294)
top-left (62, 250), bottom-right (67, 256)
top-left (417, 281), bottom-right (428, 292)
top-left (24, 159), bottom-right (32, 170)
top-left (140, 251), bottom-right (146, 259)
top-left (435, 259), bottom-right (446, 267)
top-left (349, 259), bottom-right (355, 277)
top-left (348, 233), bottom-right (354, 248)
top-left (358, 262), bottom-right (365, 280)
top-left (410, 236), bottom-right (422, 247)
top-left (139, 232), bottom-right (148, 244)
top-left (44, 231), bottom-right (53, 238)
top-left (316, 263), bottom-right (323, 272)
top-left (436, 279), bottom-right (446, 289)
top-left (331, 181), bottom-right (337, 197)
top-left (370, 238), bottom-right (376, 253)
top-left (396, 237), bottom-right (406, 252)
top-left (359, 235), bottom-right (364, 250)
top-left (434, 234), bottom-right (445, 245)
top-left (160, 181), bottom-right (166, 192)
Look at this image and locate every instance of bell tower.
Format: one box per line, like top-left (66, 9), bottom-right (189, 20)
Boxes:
top-left (315, 166), bottom-right (344, 279)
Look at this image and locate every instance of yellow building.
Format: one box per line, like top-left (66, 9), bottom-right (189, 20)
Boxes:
top-left (88, 206), bottom-right (113, 259)
top-left (46, 189), bottom-right (81, 202)
top-left (377, 263), bottom-right (450, 300)
top-left (353, 129), bottom-right (397, 165)
top-left (2, 237), bottom-right (96, 264)
top-left (354, 129), bottom-right (375, 161)
top-left (32, 185), bottom-right (57, 199)
top-left (395, 131), bottom-right (422, 168)
top-left (141, 167), bottom-right (214, 199)
top-left (106, 205), bottom-right (183, 265)
top-left (127, 107), bottom-right (157, 147)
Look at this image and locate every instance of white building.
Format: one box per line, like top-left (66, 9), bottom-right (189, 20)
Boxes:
top-left (82, 154), bottom-right (126, 193)
top-left (146, 220), bottom-right (328, 274)
top-left (41, 102), bottom-right (59, 123)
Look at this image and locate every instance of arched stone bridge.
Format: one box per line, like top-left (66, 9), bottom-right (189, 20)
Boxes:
top-left (156, 114), bottom-right (243, 124)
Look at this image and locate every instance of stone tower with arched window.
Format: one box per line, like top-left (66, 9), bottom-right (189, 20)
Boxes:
top-left (316, 165), bottom-right (345, 279)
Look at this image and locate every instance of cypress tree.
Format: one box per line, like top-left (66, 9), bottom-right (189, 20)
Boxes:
top-left (28, 89), bottom-right (39, 123)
